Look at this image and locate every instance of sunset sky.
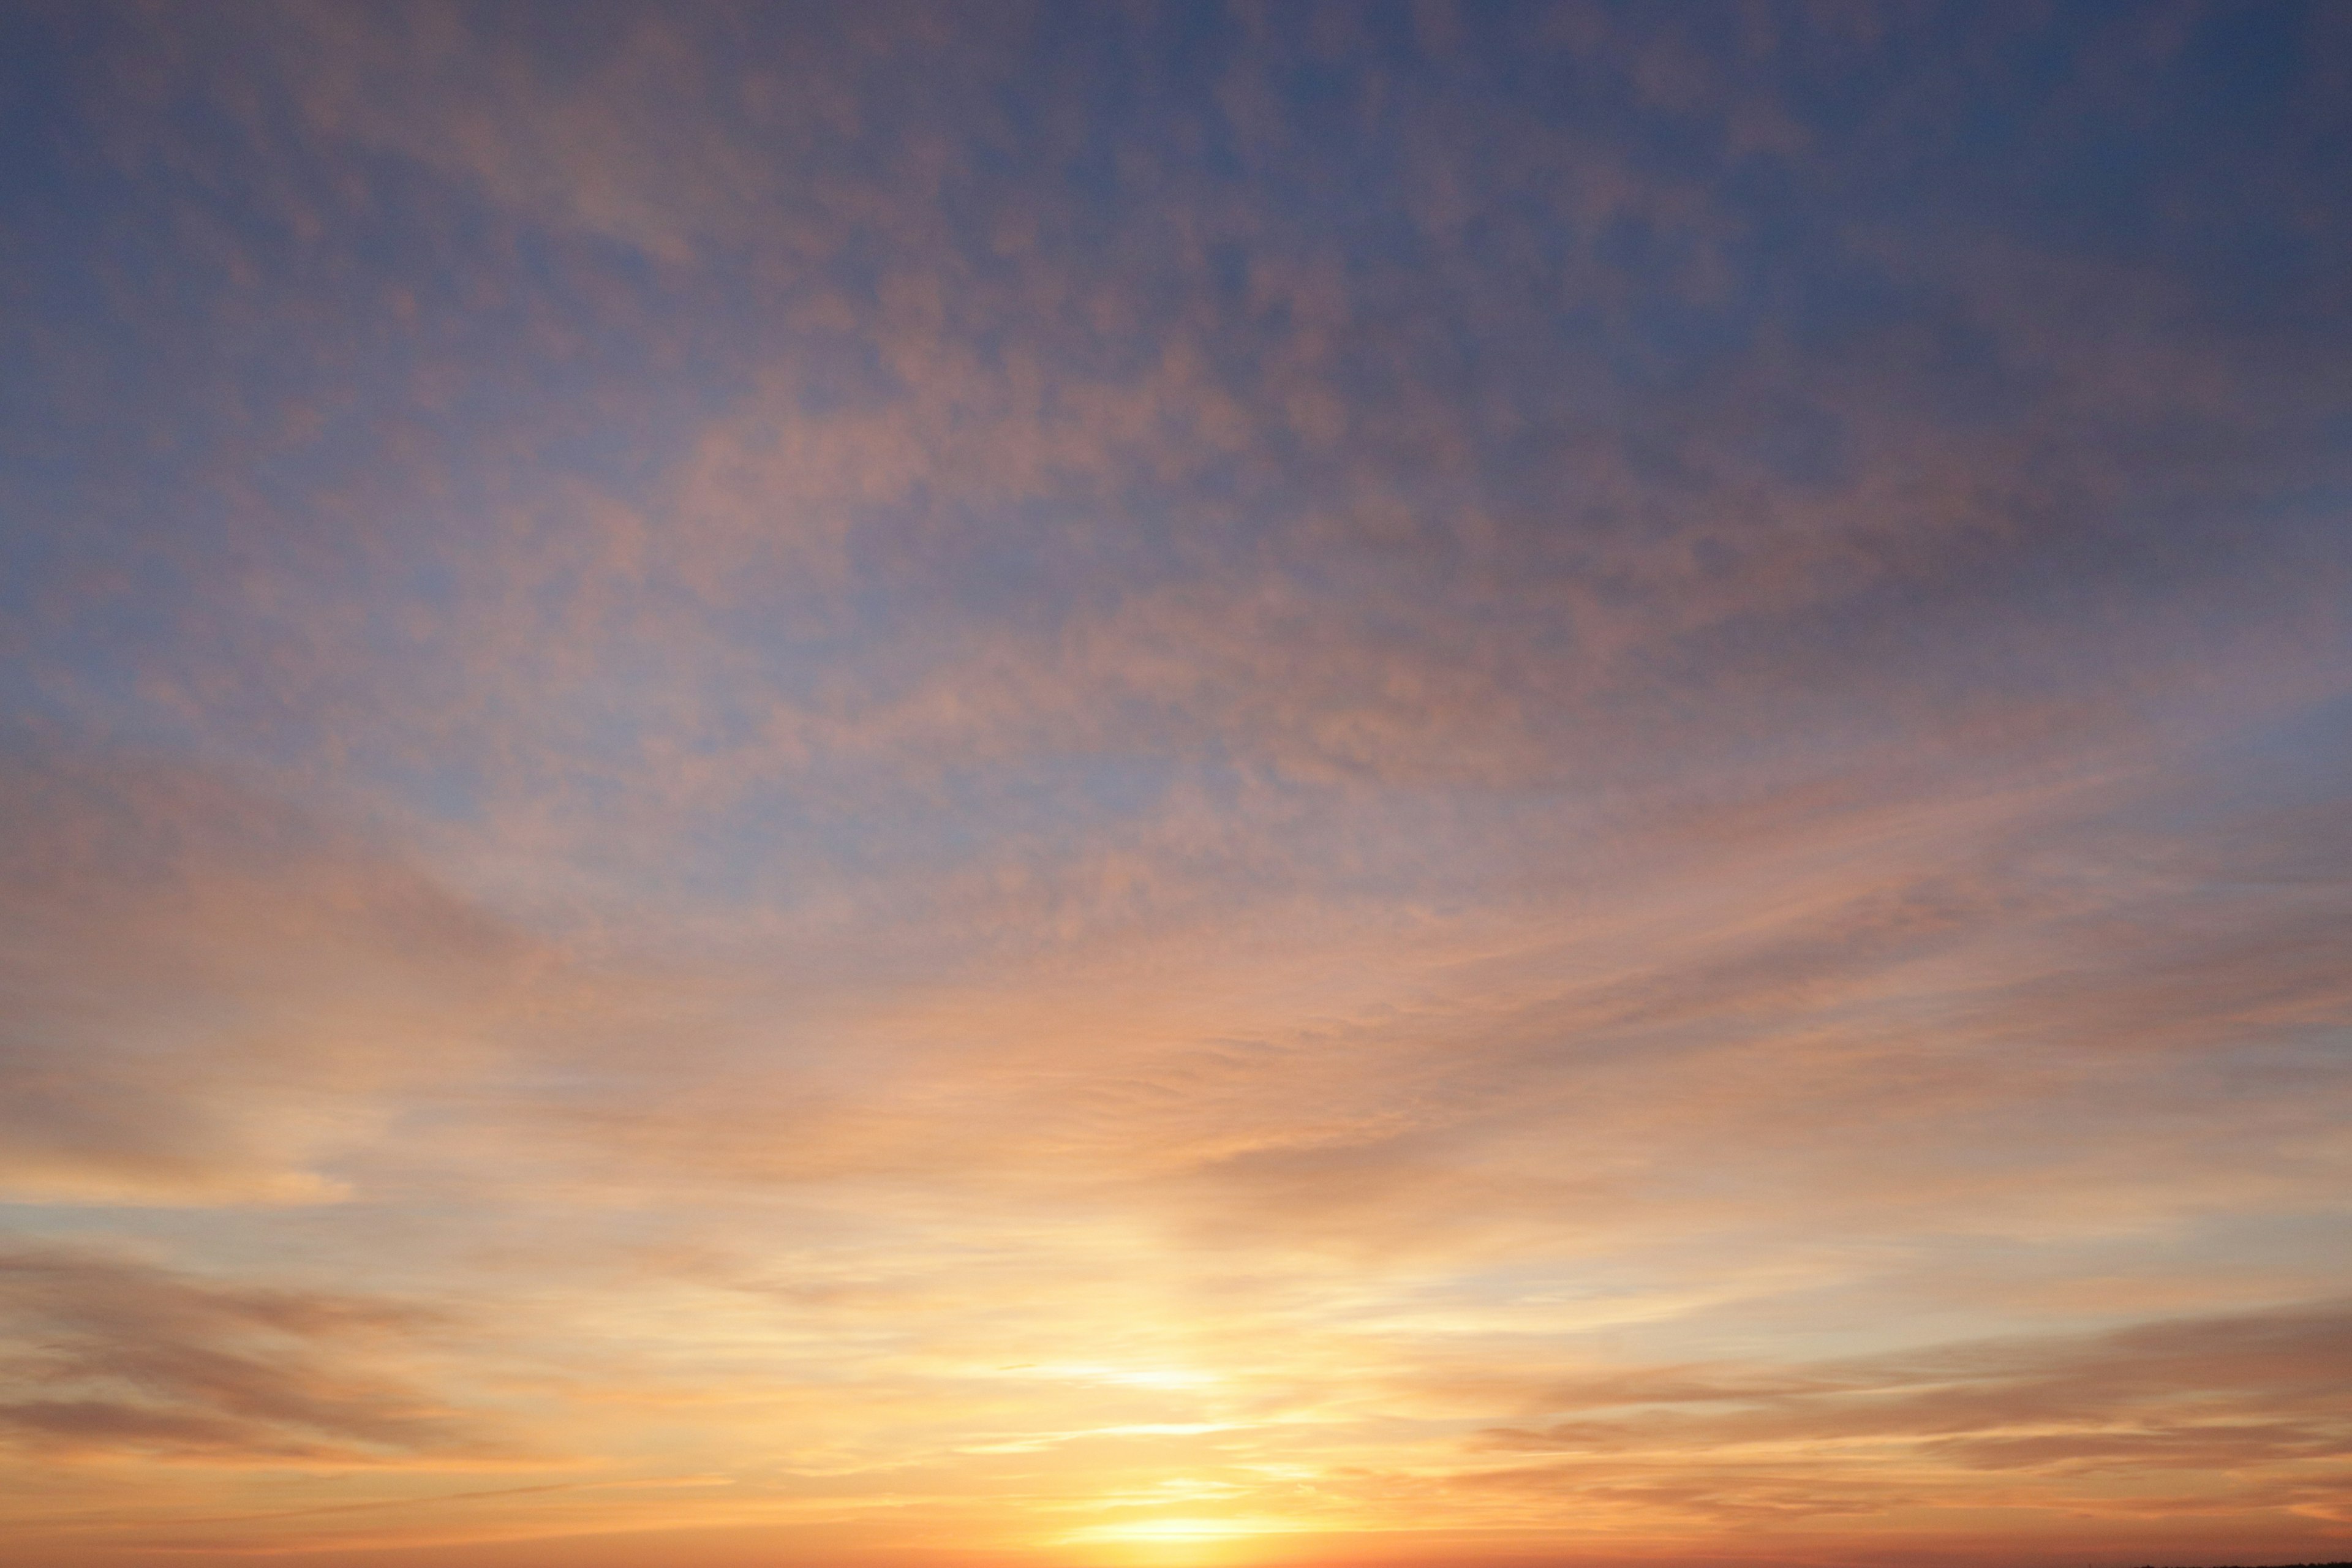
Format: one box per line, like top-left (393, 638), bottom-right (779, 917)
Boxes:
top-left (3, 4), bottom-right (2350, 1566)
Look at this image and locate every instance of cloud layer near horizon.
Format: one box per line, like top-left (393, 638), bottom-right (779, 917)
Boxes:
top-left (2, 4), bottom-right (2349, 1565)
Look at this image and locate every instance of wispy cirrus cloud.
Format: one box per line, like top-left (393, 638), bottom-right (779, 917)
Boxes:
top-left (0, 755), bottom-right (533, 1206)
top-left (0, 1244), bottom-right (491, 1464)
top-left (1447, 1302), bottom-right (2352, 1527)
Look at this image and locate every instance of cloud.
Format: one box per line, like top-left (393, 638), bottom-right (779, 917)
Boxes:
top-left (0, 1244), bottom-right (491, 1464)
top-left (1446, 1303), bottom-right (2352, 1525)
top-left (1, 4), bottom-right (2350, 1562)
top-left (17, 0), bottom-right (2346, 959)
top-left (0, 752), bottom-right (535, 1205)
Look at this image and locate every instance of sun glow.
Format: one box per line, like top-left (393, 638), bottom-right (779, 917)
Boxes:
top-left (1024, 1362), bottom-right (1223, 1390)
top-left (1093, 1520), bottom-right (1252, 1539)
top-left (1062, 1515), bottom-right (1292, 1566)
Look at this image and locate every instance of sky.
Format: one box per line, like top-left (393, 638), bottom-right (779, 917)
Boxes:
top-left (1, 3), bottom-right (2350, 1566)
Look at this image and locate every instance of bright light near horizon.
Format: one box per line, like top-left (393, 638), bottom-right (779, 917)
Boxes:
top-left (1023, 1362), bottom-right (1223, 1390)
top-left (1065, 1515), bottom-right (1292, 1545)
top-left (1054, 1516), bottom-right (1299, 1568)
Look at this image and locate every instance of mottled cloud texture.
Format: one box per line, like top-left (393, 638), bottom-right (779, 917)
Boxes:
top-left (2, 3), bottom-right (2349, 1565)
